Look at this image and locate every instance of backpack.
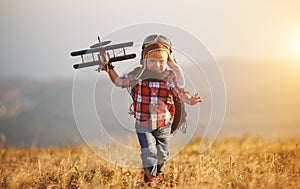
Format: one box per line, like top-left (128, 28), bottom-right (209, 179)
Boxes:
top-left (170, 96), bottom-right (187, 134)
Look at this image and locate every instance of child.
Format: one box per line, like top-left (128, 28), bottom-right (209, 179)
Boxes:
top-left (102, 34), bottom-right (202, 186)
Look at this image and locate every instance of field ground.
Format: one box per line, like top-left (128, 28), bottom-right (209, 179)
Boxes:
top-left (1, 136), bottom-right (299, 188)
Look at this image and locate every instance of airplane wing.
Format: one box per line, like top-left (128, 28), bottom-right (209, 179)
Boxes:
top-left (73, 53), bottom-right (136, 69)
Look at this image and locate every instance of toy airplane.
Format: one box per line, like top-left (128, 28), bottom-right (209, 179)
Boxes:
top-left (70, 37), bottom-right (136, 72)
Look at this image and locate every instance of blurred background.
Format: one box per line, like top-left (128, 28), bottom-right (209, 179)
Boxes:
top-left (1, 0), bottom-right (300, 147)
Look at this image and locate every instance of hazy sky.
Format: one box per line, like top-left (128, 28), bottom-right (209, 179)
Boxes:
top-left (1, 0), bottom-right (300, 79)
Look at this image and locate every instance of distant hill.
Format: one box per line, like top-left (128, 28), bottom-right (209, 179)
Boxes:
top-left (0, 78), bottom-right (82, 147)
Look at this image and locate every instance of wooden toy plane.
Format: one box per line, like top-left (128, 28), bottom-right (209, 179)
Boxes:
top-left (70, 37), bottom-right (136, 71)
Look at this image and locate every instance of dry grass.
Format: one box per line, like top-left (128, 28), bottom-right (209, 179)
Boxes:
top-left (0, 136), bottom-right (299, 188)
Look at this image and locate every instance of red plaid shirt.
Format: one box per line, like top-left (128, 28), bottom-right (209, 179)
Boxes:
top-left (120, 69), bottom-right (185, 129)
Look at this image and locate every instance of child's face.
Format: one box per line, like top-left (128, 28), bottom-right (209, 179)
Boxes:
top-left (145, 50), bottom-right (168, 73)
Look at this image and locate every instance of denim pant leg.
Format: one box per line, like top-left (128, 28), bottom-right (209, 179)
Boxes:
top-left (156, 125), bottom-right (171, 174)
top-left (136, 131), bottom-right (158, 177)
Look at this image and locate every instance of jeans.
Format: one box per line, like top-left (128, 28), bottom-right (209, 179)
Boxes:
top-left (136, 121), bottom-right (172, 178)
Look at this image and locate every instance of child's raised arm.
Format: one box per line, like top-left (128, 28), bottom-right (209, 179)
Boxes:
top-left (100, 61), bottom-right (122, 87)
top-left (107, 68), bottom-right (122, 87)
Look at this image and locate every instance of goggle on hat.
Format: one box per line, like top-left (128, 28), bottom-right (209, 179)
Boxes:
top-left (142, 34), bottom-right (173, 59)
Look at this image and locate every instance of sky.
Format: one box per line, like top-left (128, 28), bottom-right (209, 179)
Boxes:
top-left (1, 0), bottom-right (300, 79)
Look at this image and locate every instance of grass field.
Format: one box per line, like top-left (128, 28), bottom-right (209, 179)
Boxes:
top-left (1, 136), bottom-right (299, 188)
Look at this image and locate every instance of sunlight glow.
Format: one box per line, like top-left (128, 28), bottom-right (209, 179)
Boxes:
top-left (292, 35), bottom-right (300, 60)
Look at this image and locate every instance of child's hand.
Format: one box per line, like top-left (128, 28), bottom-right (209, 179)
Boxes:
top-left (97, 53), bottom-right (111, 73)
top-left (98, 62), bottom-right (114, 73)
top-left (184, 92), bottom-right (202, 105)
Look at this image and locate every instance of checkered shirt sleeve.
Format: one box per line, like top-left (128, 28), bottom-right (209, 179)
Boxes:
top-left (119, 70), bottom-right (138, 88)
